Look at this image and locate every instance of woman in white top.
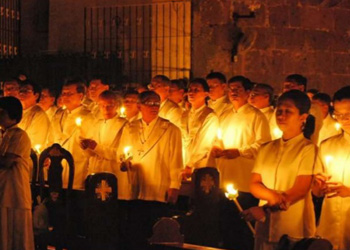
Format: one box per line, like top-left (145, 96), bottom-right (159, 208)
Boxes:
top-left (0, 96), bottom-right (34, 250)
top-left (243, 90), bottom-right (316, 250)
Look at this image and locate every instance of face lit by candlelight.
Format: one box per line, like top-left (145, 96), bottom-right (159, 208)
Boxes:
top-left (61, 84), bottom-right (83, 111)
top-left (228, 81), bottom-right (250, 107)
top-left (207, 78), bottom-right (226, 101)
top-left (333, 99), bottom-right (350, 133)
top-left (98, 97), bottom-right (118, 120)
top-left (139, 96), bottom-right (160, 123)
top-left (276, 99), bottom-right (307, 135)
top-left (123, 94), bottom-right (139, 118)
top-left (88, 79), bottom-right (109, 102)
top-left (187, 83), bottom-right (208, 106)
top-left (3, 80), bottom-right (20, 98)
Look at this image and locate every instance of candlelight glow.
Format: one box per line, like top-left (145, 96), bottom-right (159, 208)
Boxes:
top-left (225, 183), bottom-right (238, 199)
top-left (62, 105), bottom-right (67, 110)
top-left (335, 122), bottom-right (341, 131)
top-left (124, 146), bottom-right (131, 155)
top-left (273, 127), bottom-right (283, 138)
top-left (34, 144), bottom-right (42, 154)
top-left (120, 106), bottom-right (126, 118)
top-left (217, 128), bottom-right (223, 140)
top-left (325, 155), bottom-right (333, 166)
top-left (75, 117), bottom-right (82, 127)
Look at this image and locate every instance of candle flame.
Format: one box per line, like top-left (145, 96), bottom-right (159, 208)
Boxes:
top-left (335, 122), bottom-right (341, 131)
top-left (217, 128), bottom-right (223, 140)
top-left (325, 155), bottom-right (333, 166)
top-left (225, 184), bottom-right (238, 199)
top-left (75, 117), bottom-right (82, 127)
top-left (34, 144), bottom-right (42, 154)
top-left (62, 105), bottom-right (67, 110)
top-left (124, 146), bottom-right (131, 155)
top-left (120, 106), bottom-right (126, 117)
top-left (273, 127), bottom-right (283, 138)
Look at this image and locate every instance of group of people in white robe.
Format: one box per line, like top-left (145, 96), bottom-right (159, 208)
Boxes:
top-left (1, 72), bottom-right (350, 250)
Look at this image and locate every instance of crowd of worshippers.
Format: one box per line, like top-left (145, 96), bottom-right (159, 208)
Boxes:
top-left (1, 72), bottom-right (350, 250)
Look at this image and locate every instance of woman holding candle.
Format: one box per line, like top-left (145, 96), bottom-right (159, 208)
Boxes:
top-left (0, 96), bottom-right (34, 250)
top-left (243, 90), bottom-right (317, 250)
top-left (313, 86), bottom-right (350, 250)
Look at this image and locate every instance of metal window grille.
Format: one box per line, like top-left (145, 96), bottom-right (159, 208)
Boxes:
top-left (0, 0), bottom-right (20, 59)
top-left (84, 1), bottom-right (191, 84)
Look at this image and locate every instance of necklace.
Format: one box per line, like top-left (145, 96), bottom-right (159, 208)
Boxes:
top-left (139, 120), bottom-right (156, 144)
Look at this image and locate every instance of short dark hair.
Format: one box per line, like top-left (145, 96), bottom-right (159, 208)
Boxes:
top-left (307, 89), bottom-right (319, 95)
top-left (285, 74), bottom-right (308, 91)
top-left (228, 75), bottom-right (253, 91)
top-left (206, 72), bottom-right (227, 84)
top-left (20, 79), bottom-right (42, 101)
top-left (189, 78), bottom-right (209, 92)
top-left (99, 90), bottom-right (117, 101)
top-left (138, 91), bottom-right (160, 103)
top-left (277, 90), bottom-right (310, 115)
top-left (333, 86), bottom-right (350, 102)
top-left (170, 79), bottom-right (186, 90)
top-left (90, 75), bottom-right (109, 86)
top-left (42, 87), bottom-right (57, 98)
top-left (123, 89), bottom-right (139, 99)
top-left (3, 78), bottom-right (20, 87)
top-left (151, 75), bottom-right (171, 86)
top-left (0, 96), bottom-right (23, 123)
top-left (312, 93), bottom-right (331, 106)
top-left (253, 83), bottom-right (274, 104)
top-left (63, 77), bottom-right (86, 95)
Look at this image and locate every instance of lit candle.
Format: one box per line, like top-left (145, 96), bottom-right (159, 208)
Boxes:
top-left (225, 184), bottom-right (256, 235)
top-left (120, 146), bottom-right (133, 172)
top-left (335, 122), bottom-right (341, 131)
top-left (216, 128), bottom-right (224, 148)
top-left (123, 146), bottom-right (132, 160)
top-left (75, 117), bottom-right (84, 137)
top-left (120, 106), bottom-right (126, 118)
top-left (62, 105), bottom-right (67, 110)
top-left (34, 144), bottom-right (42, 154)
top-left (273, 127), bottom-right (283, 139)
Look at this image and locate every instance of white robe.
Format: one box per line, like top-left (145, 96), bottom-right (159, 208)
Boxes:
top-left (85, 116), bottom-right (129, 199)
top-left (316, 132), bottom-right (350, 250)
top-left (180, 105), bottom-right (219, 168)
top-left (119, 117), bottom-right (183, 202)
top-left (216, 103), bottom-right (271, 192)
top-left (45, 105), bottom-right (58, 122)
top-left (18, 105), bottom-right (50, 147)
top-left (158, 99), bottom-right (183, 128)
top-left (47, 106), bottom-right (94, 190)
top-left (318, 114), bottom-right (341, 146)
top-left (208, 95), bottom-right (233, 119)
top-left (252, 134), bottom-right (316, 248)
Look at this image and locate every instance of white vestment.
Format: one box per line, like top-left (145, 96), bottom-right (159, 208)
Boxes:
top-left (208, 95), bottom-right (233, 119)
top-left (47, 106), bottom-right (94, 190)
top-left (158, 99), bottom-right (183, 128)
top-left (18, 105), bottom-right (50, 147)
top-left (119, 117), bottom-right (183, 202)
top-left (180, 105), bottom-right (219, 168)
top-left (216, 104), bottom-right (271, 191)
top-left (318, 114), bottom-right (341, 146)
top-left (316, 132), bottom-right (350, 250)
top-left (252, 134), bottom-right (316, 249)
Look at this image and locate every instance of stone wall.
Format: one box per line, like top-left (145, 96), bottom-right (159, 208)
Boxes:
top-left (192, 0), bottom-right (350, 94)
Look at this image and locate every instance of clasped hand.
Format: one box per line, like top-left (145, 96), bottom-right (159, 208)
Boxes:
top-left (79, 138), bottom-right (97, 150)
top-left (313, 174), bottom-right (350, 198)
top-left (211, 146), bottom-right (240, 159)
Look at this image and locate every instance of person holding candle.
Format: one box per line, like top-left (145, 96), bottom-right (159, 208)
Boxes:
top-left (47, 77), bottom-right (94, 190)
top-left (80, 90), bottom-right (129, 198)
top-left (313, 86), bottom-right (350, 250)
top-left (0, 96), bottom-right (34, 250)
top-left (243, 90), bottom-right (317, 250)
top-left (180, 78), bottom-right (219, 177)
top-left (212, 75), bottom-right (270, 250)
top-left (86, 75), bottom-right (110, 118)
top-left (118, 90), bottom-right (183, 249)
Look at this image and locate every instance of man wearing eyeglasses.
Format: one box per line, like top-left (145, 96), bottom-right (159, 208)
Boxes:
top-left (148, 75), bottom-right (182, 128)
top-left (313, 86), bottom-right (350, 249)
top-left (118, 90), bottom-right (183, 249)
top-left (17, 79), bottom-right (50, 147)
top-left (47, 77), bottom-right (94, 190)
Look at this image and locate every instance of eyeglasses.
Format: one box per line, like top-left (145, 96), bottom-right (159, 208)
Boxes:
top-left (142, 101), bottom-right (160, 107)
top-left (332, 112), bottom-right (350, 120)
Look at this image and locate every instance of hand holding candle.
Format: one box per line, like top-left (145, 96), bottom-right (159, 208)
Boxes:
top-left (120, 146), bottom-right (133, 172)
top-left (225, 184), bottom-right (256, 235)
